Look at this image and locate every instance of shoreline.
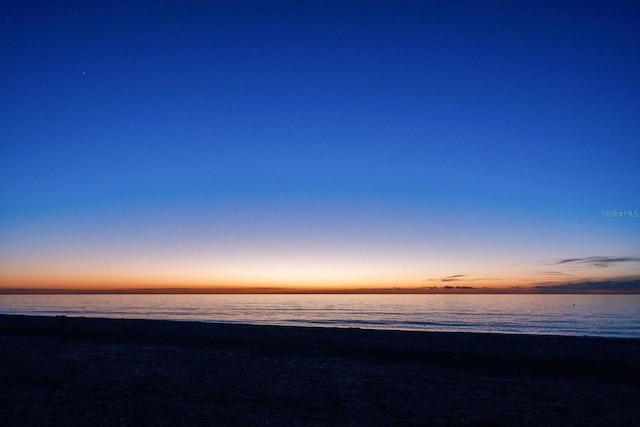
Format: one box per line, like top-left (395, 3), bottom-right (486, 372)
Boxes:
top-left (2, 314), bottom-right (639, 425)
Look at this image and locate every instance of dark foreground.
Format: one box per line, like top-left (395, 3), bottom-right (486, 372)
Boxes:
top-left (1, 315), bottom-right (639, 426)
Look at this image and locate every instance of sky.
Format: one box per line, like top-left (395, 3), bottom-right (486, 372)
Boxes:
top-left (1, 1), bottom-right (639, 292)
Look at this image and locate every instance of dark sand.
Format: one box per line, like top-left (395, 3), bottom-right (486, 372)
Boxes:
top-left (1, 314), bottom-right (639, 426)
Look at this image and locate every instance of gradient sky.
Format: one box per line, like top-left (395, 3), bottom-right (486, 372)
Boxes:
top-left (1, 1), bottom-right (639, 292)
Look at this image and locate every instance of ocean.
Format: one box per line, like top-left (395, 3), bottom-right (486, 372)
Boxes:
top-left (1, 294), bottom-right (639, 338)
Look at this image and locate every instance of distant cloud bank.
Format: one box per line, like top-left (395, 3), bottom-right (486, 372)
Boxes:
top-left (534, 279), bottom-right (640, 292)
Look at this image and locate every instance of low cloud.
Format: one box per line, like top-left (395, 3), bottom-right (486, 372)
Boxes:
top-left (440, 274), bottom-right (467, 282)
top-left (426, 274), bottom-right (500, 283)
top-left (425, 274), bottom-right (467, 283)
top-left (552, 256), bottom-right (640, 268)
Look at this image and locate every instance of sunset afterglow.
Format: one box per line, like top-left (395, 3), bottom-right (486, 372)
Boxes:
top-left (1, 1), bottom-right (639, 293)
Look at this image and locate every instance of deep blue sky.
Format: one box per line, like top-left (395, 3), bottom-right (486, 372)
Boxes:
top-left (1, 1), bottom-right (639, 289)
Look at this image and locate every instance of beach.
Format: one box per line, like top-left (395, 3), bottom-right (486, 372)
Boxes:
top-left (1, 314), bottom-right (639, 426)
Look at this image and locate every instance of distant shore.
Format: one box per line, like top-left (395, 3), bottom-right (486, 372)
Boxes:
top-left (1, 314), bottom-right (639, 426)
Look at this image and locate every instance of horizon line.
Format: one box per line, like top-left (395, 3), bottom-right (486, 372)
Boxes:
top-left (1, 286), bottom-right (639, 295)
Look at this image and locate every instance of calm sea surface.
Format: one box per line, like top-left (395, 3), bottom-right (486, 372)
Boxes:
top-left (1, 294), bottom-right (639, 338)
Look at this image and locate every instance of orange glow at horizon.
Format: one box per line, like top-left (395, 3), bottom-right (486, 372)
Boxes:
top-left (3, 238), bottom-right (639, 293)
top-left (0, 267), bottom-right (583, 293)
